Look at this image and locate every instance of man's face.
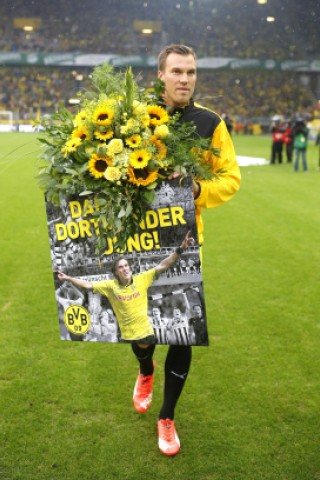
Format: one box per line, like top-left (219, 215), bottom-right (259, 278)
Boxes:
top-left (115, 259), bottom-right (132, 285)
top-left (153, 308), bottom-right (161, 320)
top-left (193, 305), bottom-right (202, 318)
top-left (158, 53), bottom-right (197, 108)
top-left (173, 308), bottom-right (181, 319)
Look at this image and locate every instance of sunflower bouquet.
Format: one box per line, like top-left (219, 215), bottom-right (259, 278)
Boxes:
top-left (37, 64), bottom-right (219, 250)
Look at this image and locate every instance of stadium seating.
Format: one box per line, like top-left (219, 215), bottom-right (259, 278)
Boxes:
top-left (0, 0), bottom-right (319, 126)
top-left (1, 0), bottom-right (319, 58)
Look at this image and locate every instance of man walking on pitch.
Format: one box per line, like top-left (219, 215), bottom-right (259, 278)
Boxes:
top-left (152, 44), bottom-right (240, 455)
top-left (60, 44), bottom-right (241, 457)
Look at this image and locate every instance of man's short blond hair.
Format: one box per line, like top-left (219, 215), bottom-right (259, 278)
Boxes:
top-left (158, 44), bottom-right (197, 72)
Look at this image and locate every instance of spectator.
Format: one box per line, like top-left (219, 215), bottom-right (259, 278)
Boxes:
top-left (270, 116), bottom-right (285, 165)
top-left (283, 120), bottom-right (294, 163)
top-left (293, 119), bottom-right (309, 172)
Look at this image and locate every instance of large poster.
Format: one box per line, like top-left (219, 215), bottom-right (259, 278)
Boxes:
top-left (46, 177), bottom-right (209, 346)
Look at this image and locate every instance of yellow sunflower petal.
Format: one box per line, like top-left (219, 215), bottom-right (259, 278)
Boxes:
top-left (128, 167), bottom-right (158, 186)
top-left (74, 110), bottom-right (89, 126)
top-left (129, 149), bottom-right (151, 169)
top-left (125, 135), bottom-right (142, 148)
top-left (72, 126), bottom-right (92, 142)
top-left (147, 105), bottom-right (169, 126)
top-left (87, 154), bottom-right (112, 178)
top-left (94, 130), bottom-right (114, 141)
top-left (61, 137), bottom-right (82, 157)
top-left (93, 106), bottom-right (115, 126)
top-left (151, 136), bottom-right (167, 160)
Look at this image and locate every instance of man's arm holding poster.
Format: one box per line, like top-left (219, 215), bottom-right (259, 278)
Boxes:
top-left (155, 231), bottom-right (195, 275)
top-left (57, 271), bottom-right (93, 291)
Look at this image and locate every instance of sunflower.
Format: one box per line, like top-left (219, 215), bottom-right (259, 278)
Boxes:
top-left (93, 106), bottom-right (115, 126)
top-left (104, 166), bottom-right (122, 182)
top-left (129, 149), bottom-right (151, 169)
top-left (125, 134), bottom-right (142, 148)
top-left (61, 137), bottom-right (82, 157)
top-left (150, 136), bottom-right (167, 160)
top-left (128, 167), bottom-right (158, 186)
top-left (147, 105), bottom-right (169, 126)
top-left (71, 126), bottom-right (92, 142)
top-left (88, 154), bottom-right (113, 178)
top-left (94, 129), bottom-right (114, 141)
top-left (74, 110), bottom-right (89, 126)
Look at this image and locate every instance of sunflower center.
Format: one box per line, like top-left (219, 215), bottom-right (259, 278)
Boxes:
top-left (150, 114), bottom-right (160, 121)
top-left (95, 159), bottom-right (107, 172)
top-left (134, 168), bottom-right (148, 179)
top-left (98, 114), bottom-right (110, 121)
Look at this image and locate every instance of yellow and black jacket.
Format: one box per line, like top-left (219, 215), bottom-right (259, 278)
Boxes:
top-left (172, 99), bottom-right (241, 245)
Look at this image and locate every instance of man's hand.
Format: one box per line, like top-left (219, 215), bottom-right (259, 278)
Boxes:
top-left (156, 230), bottom-right (195, 274)
top-left (167, 173), bottom-right (200, 198)
top-left (181, 230), bottom-right (195, 251)
top-left (57, 271), bottom-right (69, 282)
top-left (192, 180), bottom-right (200, 198)
top-left (56, 270), bottom-right (92, 291)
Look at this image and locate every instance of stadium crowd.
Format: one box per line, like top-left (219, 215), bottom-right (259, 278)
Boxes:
top-left (0, 0), bottom-right (319, 59)
top-left (0, 0), bottom-right (319, 127)
top-left (0, 66), bottom-right (316, 127)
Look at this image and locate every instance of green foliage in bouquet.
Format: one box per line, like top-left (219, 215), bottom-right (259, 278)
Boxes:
top-left (36, 64), bottom-right (221, 251)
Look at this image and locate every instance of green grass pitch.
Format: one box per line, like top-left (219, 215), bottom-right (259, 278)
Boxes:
top-left (0, 132), bottom-right (319, 479)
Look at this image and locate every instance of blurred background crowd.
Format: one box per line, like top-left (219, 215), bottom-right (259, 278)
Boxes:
top-left (0, 0), bottom-right (319, 132)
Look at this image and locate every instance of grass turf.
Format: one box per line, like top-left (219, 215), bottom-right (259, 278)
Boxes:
top-left (0, 132), bottom-right (319, 480)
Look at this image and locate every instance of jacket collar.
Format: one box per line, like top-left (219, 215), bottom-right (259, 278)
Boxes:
top-left (168, 98), bottom-right (194, 115)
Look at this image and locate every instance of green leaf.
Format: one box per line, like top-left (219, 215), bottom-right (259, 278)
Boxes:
top-left (118, 208), bottom-right (126, 219)
top-left (79, 190), bottom-right (94, 196)
top-left (125, 203), bottom-right (133, 216)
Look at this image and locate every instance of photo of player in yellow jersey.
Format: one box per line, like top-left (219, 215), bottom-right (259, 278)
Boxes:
top-left (57, 231), bottom-right (194, 345)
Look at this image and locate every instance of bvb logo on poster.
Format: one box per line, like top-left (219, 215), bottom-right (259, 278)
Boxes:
top-left (64, 305), bottom-right (91, 335)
